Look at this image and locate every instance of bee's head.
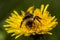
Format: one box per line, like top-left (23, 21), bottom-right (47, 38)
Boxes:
top-left (23, 12), bottom-right (33, 20)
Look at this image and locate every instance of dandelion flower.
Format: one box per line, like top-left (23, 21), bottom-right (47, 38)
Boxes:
top-left (3, 4), bottom-right (58, 39)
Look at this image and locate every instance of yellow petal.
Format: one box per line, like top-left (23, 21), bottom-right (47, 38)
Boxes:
top-left (33, 8), bottom-right (42, 18)
top-left (21, 10), bottom-right (25, 16)
top-left (13, 10), bottom-right (19, 16)
top-left (15, 34), bottom-right (23, 39)
top-left (40, 4), bottom-right (44, 13)
top-left (27, 6), bottom-right (34, 14)
top-left (11, 33), bottom-right (16, 37)
top-left (43, 4), bottom-right (49, 14)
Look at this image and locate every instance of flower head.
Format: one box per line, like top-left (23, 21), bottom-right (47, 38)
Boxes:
top-left (3, 4), bottom-right (58, 39)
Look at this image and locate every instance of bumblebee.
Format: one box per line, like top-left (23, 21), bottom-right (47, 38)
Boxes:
top-left (20, 12), bottom-right (42, 27)
top-left (20, 12), bottom-right (45, 40)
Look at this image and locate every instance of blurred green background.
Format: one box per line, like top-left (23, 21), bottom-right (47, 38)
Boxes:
top-left (0, 0), bottom-right (60, 40)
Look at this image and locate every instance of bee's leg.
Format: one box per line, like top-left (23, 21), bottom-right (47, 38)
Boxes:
top-left (20, 20), bottom-right (24, 28)
top-left (33, 16), bottom-right (41, 23)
